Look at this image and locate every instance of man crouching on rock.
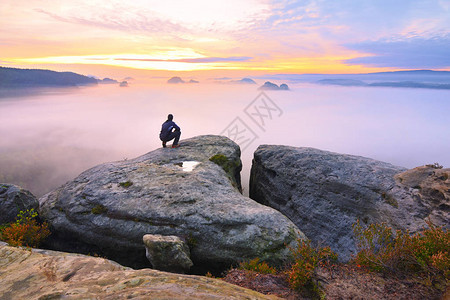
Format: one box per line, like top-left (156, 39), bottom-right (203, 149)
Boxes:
top-left (160, 114), bottom-right (181, 148)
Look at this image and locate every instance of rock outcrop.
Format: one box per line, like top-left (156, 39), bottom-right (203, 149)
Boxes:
top-left (0, 184), bottom-right (39, 224)
top-left (143, 234), bottom-right (193, 273)
top-left (279, 84), bottom-right (289, 90)
top-left (250, 145), bottom-right (449, 261)
top-left (394, 165), bottom-right (449, 224)
top-left (39, 136), bottom-right (305, 271)
top-left (0, 242), bottom-right (279, 299)
top-left (258, 81), bottom-right (289, 90)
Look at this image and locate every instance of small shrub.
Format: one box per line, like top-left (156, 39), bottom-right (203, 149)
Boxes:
top-left (352, 220), bottom-right (395, 272)
top-left (239, 258), bottom-right (277, 275)
top-left (0, 224), bottom-right (9, 240)
top-left (431, 251), bottom-right (450, 278)
top-left (16, 208), bottom-right (38, 223)
top-left (0, 209), bottom-right (50, 248)
top-left (287, 239), bottom-right (338, 291)
top-left (352, 219), bottom-right (449, 278)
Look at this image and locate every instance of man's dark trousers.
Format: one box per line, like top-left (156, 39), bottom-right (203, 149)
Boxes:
top-left (164, 130), bottom-right (181, 145)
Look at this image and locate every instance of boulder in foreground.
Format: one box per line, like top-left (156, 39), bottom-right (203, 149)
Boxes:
top-left (250, 145), bottom-right (449, 261)
top-left (0, 242), bottom-right (280, 299)
top-left (39, 135), bottom-right (305, 271)
top-left (0, 183), bottom-right (39, 224)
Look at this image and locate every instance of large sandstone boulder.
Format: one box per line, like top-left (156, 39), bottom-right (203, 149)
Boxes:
top-left (250, 145), bottom-right (449, 261)
top-left (0, 184), bottom-right (39, 224)
top-left (394, 165), bottom-right (449, 224)
top-left (39, 135), bottom-right (305, 271)
top-left (0, 242), bottom-right (280, 299)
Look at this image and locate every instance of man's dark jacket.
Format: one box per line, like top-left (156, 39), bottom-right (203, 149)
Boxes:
top-left (159, 120), bottom-right (180, 141)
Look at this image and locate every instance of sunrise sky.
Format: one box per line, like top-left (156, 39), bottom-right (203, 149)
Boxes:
top-left (2, 0), bottom-right (450, 78)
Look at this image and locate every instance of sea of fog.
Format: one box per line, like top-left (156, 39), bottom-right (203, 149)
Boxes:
top-left (1, 82), bottom-right (449, 197)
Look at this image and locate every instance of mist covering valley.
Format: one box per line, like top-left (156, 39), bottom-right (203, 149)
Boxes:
top-left (1, 81), bottom-right (449, 197)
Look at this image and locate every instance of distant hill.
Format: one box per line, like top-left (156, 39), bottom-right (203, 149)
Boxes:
top-left (230, 78), bottom-right (257, 84)
top-left (256, 70), bottom-right (450, 84)
top-left (369, 81), bottom-right (450, 89)
top-left (253, 70), bottom-right (450, 90)
top-left (167, 76), bottom-right (185, 84)
top-left (213, 77), bottom-right (257, 85)
top-left (317, 78), bottom-right (450, 89)
top-left (0, 66), bottom-right (98, 87)
top-left (368, 70), bottom-right (450, 76)
top-left (99, 78), bottom-right (118, 84)
top-left (317, 79), bottom-right (367, 86)
top-left (166, 77), bottom-right (199, 84)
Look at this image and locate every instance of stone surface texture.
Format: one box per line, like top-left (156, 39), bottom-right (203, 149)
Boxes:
top-left (143, 234), bottom-right (193, 273)
top-left (0, 242), bottom-right (280, 299)
top-left (250, 145), bottom-right (449, 261)
top-left (0, 183), bottom-right (39, 224)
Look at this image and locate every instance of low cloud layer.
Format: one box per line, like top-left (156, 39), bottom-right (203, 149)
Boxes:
top-left (1, 83), bottom-right (449, 197)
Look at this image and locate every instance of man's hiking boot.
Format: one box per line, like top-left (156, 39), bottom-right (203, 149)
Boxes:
top-left (162, 142), bottom-right (167, 148)
top-left (172, 144), bottom-right (180, 148)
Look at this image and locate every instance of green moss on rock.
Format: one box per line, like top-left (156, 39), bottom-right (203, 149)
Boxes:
top-left (119, 181), bottom-right (133, 188)
top-left (209, 154), bottom-right (237, 174)
top-left (92, 205), bottom-right (107, 215)
top-left (209, 154), bottom-right (241, 192)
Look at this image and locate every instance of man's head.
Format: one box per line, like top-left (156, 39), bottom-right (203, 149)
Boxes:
top-left (168, 114), bottom-right (173, 121)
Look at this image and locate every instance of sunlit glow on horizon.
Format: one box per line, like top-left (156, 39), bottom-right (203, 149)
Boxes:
top-left (15, 54), bottom-right (260, 72)
top-left (13, 51), bottom-right (385, 73)
top-left (1, 0), bottom-right (449, 75)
